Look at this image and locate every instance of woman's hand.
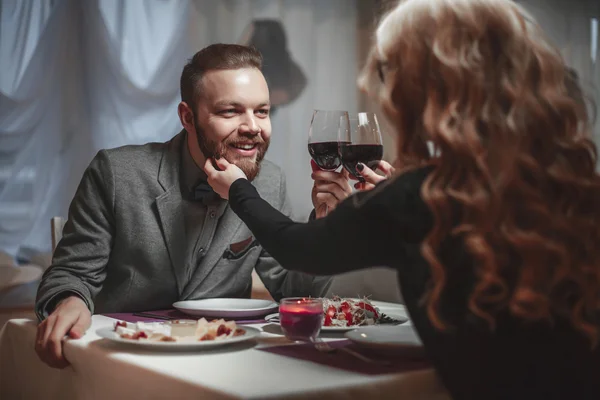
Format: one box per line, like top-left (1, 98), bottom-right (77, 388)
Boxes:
top-left (203, 157), bottom-right (247, 200)
top-left (351, 160), bottom-right (395, 191)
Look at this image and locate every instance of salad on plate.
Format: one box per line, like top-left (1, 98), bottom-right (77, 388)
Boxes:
top-left (322, 296), bottom-right (403, 328)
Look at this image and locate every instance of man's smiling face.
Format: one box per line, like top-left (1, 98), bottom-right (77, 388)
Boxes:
top-left (193, 68), bottom-right (271, 181)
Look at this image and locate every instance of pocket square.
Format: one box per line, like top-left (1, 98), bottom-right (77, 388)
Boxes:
top-left (229, 236), bottom-right (254, 254)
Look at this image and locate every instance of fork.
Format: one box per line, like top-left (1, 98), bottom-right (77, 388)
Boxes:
top-left (312, 340), bottom-right (391, 366)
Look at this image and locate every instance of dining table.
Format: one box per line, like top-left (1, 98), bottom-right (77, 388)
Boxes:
top-left (0, 300), bottom-right (451, 399)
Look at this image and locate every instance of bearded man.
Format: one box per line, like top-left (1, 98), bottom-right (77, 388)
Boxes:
top-left (35, 44), bottom-right (332, 368)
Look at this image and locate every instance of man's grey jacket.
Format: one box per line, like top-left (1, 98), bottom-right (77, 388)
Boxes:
top-left (36, 131), bottom-right (330, 318)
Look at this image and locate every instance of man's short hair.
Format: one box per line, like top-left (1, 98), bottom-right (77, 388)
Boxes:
top-left (180, 44), bottom-right (263, 107)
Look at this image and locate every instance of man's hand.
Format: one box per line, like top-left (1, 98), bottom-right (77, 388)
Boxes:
top-left (204, 157), bottom-right (247, 200)
top-left (351, 160), bottom-right (395, 191)
top-left (310, 160), bottom-right (352, 218)
top-left (35, 296), bottom-right (91, 369)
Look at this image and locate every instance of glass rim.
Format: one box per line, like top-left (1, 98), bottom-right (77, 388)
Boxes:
top-left (280, 297), bottom-right (323, 304)
top-left (312, 109), bottom-right (349, 115)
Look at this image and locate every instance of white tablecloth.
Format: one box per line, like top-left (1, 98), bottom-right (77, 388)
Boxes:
top-left (0, 302), bottom-right (450, 400)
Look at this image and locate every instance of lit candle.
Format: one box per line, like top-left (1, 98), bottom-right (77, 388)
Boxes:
top-left (279, 297), bottom-right (323, 341)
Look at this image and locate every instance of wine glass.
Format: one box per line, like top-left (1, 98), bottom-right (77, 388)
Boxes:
top-left (340, 112), bottom-right (384, 182)
top-left (308, 110), bottom-right (350, 216)
top-left (307, 110), bottom-right (350, 171)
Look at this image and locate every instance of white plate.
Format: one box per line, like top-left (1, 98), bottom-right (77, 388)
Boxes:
top-left (264, 312), bottom-right (409, 332)
top-left (96, 325), bottom-right (261, 350)
top-left (173, 298), bottom-right (279, 318)
top-left (345, 325), bottom-right (422, 350)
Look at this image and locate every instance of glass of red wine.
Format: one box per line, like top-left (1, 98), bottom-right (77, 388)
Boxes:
top-left (307, 110), bottom-right (350, 171)
top-left (308, 110), bottom-right (350, 216)
top-left (340, 112), bottom-right (384, 182)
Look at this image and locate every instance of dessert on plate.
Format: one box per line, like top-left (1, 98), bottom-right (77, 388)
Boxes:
top-left (112, 318), bottom-right (246, 342)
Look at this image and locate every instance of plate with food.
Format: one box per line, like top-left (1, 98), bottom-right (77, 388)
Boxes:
top-left (96, 318), bottom-right (260, 349)
top-left (172, 298), bottom-right (278, 318)
top-left (265, 296), bottom-right (409, 332)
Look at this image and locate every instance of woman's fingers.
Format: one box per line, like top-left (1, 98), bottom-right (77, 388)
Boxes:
top-left (356, 163), bottom-right (386, 185)
top-left (376, 160), bottom-right (395, 177)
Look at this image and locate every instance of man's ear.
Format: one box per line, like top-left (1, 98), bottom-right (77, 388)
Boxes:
top-left (178, 101), bottom-right (194, 131)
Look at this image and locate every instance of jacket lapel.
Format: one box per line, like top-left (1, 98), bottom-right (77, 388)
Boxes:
top-left (155, 131), bottom-right (187, 296)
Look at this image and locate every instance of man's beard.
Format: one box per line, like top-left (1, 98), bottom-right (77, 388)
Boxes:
top-left (194, 115), bottom-right (269, 182)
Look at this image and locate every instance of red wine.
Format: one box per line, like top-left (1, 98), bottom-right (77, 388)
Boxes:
top-left (340, 143), bottom-right (384, 179)
top-left (308, 141), bottom-right (349, 171)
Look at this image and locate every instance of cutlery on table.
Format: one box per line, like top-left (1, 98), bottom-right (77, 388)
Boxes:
top-left (312, 339), bottom-right (391, 366)
top-left (132, 312), bottom-right (174, 320)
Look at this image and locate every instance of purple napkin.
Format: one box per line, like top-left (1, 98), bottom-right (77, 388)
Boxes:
top-left (259, 339), bottom-right (430, 376)
top-left (102, 309), bottom-right (267, 324)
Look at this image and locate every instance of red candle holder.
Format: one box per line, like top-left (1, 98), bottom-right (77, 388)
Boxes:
top-left (279, 297), bottom-right (323, 342)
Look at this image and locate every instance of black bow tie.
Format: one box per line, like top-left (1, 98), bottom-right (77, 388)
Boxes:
top-left (193, 181), bottom-right (215, 202)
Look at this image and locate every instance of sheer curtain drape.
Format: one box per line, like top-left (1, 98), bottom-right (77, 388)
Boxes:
top-left (0, 0), bottom-right (359, 256)
top-left (516, 0), bottom-right (600, 149)
top-left (0, 0), bottom-right (81, 256)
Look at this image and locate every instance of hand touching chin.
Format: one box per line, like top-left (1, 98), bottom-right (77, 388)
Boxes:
top-left (203, 157), bottom-right (248, 200)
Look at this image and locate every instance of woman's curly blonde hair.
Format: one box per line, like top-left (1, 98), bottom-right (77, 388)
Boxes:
top-left (360, 0), bottom-right (600, 346)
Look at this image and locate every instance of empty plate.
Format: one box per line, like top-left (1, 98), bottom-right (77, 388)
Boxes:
top-left (173, 298), bottom-right (279, 318)
top-left (345, 325), bottom-right (423, 350)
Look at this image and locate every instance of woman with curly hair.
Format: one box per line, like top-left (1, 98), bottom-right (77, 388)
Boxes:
top-left (204, 0), bottom-right (600, 398)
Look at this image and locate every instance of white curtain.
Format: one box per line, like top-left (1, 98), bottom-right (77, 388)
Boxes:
top-left (0, 0), bottom-right (359, 256)
top-left (0, 0), bottom-right (80, 256)
top-left (516, 0), bottom-right (600, 148)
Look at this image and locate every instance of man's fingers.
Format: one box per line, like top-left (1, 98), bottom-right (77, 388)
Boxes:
top-left (41, 316), bottom-right (57, 348)
top-left (35, 320), bottom-right (56, 367)
top-left (48, 315), bottom-right (76, 366)
top-left (36, 319), bottom-right (46, 345)
top-left (312, 173), bottom-right (352, 197)
top-left (315, 203), bottom-right (329, 219)
top-left (35, 320), bottom-right (47, 355)
top-left (314, 182), bottom-right (347, 201)
top-left (69, 312), bottom-right (91, 339)
top-left (47, 337), bottom-right (69, 369)
top-left (315, 192), bottom-right (340, 210)
top-left (38, 315), bottom-right (69, 369)
top-left (311, 170), bottom-right (347, 184)
top-left (310, 159), bottom-right (320, 173)
top-left (35, 297), bottom-right (92, 369)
